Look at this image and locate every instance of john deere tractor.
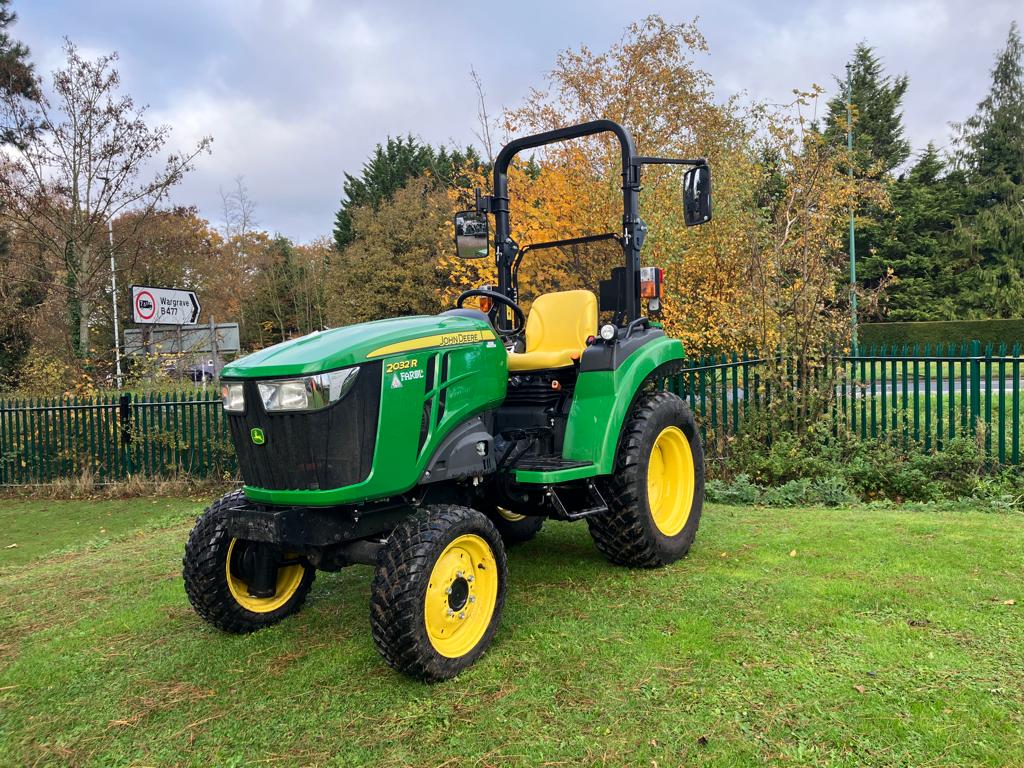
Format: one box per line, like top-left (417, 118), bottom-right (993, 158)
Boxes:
top-left (183, 120), bottom-right (712, 682)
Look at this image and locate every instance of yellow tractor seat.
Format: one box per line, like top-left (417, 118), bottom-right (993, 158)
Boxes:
top-left (507, 289), bottom-right (598, 372)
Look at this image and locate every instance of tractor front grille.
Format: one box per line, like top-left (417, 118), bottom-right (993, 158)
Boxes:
top-left (226, 361), bottom-right (382, 491)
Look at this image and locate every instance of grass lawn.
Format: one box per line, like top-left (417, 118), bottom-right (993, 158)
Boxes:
top-left (0, 497), bottom-right (199, 567)
top-left (1, 497), bottom-right (1022, 767)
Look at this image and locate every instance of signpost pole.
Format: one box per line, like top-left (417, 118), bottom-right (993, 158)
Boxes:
top-left (109, 220), bottom-right (123, 388)
top-left (209, 315), bottom-right (220, 384)
top-left (176, 324), bottom-right (184, 378)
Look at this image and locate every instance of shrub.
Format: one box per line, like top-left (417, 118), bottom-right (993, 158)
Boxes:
top-left (810, 475), bottom-right (857, 507)
top-left (761, 478), bottom-right (813, 507)
top-left (706, 474), bottom-right (760, 505)
top-left (713, 414), bottom-right (999, 506)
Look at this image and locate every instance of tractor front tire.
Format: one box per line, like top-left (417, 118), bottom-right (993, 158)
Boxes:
top-left (370, 505), bottom-right (507, 682)
top-left (483, 504), bottom-right (544, 545)
top-left (183, 490), bottom-right (315, 633)
top-left (588, 391), bottom-right (704, 568)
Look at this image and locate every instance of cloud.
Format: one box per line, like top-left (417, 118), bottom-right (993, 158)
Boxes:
top-left (14, 0), bottom-right (1021, 241)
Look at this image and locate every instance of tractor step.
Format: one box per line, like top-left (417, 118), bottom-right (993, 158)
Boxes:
top-left (547, 480), bottom-right (609, 521)
top-left (511, 455), bottom-right (591, 472)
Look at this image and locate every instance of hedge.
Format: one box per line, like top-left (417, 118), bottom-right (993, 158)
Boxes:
top-left (859, 318), bottom-right (1024, 349)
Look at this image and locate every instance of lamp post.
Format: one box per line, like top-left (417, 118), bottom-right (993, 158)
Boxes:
top-left (109, 218), bottom-right (123, 388)
top-left (846, 63), bottom-right (858, 354)
top-left (98, 175), bottom-right (123, 389)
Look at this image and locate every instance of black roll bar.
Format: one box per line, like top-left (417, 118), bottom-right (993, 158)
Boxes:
top-left (480, 119), bottom-right (707, 328)
top-left (484, 120), bottom-right (643, 324)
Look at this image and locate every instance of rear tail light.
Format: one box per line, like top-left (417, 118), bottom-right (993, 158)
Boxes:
top-left (640, 267), bottom-right (663, 299)
top-left (641, 267), bottom-right (663, 311)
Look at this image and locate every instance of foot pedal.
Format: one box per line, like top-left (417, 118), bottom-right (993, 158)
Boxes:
top-left (548, 481), bottom-right (608, 521)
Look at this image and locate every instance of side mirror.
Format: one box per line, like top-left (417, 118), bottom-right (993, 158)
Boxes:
top-left (683, 165), bottom-right (712, 226)
top-left (454, 211), bottom-right (490, 259)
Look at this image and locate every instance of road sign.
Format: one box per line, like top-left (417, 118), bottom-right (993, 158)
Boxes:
top-left (124, 323), bottom-right (240, 356)
top-left (131, 285), bottom-right (201, 325)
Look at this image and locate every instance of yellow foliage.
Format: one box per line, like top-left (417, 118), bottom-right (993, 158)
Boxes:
top-left (441, 16), bottom-right (767, 353)
top-left (442, 15), bottom-right (880, 359)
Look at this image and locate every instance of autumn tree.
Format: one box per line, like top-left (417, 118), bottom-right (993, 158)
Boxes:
top-left (0, 41), bottom-right (211, 362)
top-left (327, 175), bottom-right (450, 326)
top-left (738, 89), bottom-right (887, 436)
top-left (0, 0), bottom-right (36, 386)
top-left (455, 15), bottom-right (765, 353)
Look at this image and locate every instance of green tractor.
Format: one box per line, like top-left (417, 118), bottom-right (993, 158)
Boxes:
top-left (183, 120), bottom-right (713, 681)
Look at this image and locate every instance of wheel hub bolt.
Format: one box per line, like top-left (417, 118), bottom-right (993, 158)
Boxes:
top-left (458, 612), bottom-right (466, 619)
top-left (469, 595), bottom-right (476, 603)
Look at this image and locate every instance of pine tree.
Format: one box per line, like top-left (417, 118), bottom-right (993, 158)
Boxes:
top-left (826, 43), bottom-right (912, 322)
top-left (332, 137), bottom-right (478, 250)
top-left (951, 22), bottom-right (1024, 318)
top-left (826, 43), bottom-right (910, 177)
top-left (865, 145), bottom-right (967, 320)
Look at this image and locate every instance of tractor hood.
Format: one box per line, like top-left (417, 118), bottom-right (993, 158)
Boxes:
top-left (220, 314), bottom-right (496, 379)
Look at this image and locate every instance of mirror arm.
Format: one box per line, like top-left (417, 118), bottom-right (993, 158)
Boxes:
top-left (474, 188), bottom-right (495, 213)
top-left (635, 156), bottom-right (707, 167)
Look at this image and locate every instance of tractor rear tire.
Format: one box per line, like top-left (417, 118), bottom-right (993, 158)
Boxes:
top-left (483, 505), bottom-right (544, 545)
top-left (370, 505), bottom-right (507, 682)
top-left (588, 391), bottom-right (704, 568)
top-left (183, 490), bottom-right (315, 633)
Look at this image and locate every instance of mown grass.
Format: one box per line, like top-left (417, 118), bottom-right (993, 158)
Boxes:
top-left (0, 496), bottom-right (197, 566)
top-left (0, 497), bottom-right (1022, 767)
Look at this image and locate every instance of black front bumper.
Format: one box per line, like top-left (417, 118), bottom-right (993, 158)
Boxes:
top-left (223, 497), bottom-right (411, 548)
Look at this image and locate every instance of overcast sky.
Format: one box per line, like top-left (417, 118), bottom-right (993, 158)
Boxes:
top-left (14, 0), bottom-right (1021, 243)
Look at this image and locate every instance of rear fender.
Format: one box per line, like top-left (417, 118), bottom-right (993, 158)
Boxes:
top-left (562, 334), bottom-right (685, 474)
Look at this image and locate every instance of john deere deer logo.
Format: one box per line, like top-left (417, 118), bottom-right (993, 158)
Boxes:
top-left (250, 427), bottom-right (265, 445)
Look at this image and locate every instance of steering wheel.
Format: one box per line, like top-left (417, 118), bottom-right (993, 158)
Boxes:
top-left (456, 289), bottom-right (526, 341)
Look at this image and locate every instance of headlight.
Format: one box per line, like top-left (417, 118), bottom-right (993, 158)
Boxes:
top-left (257, 367), bottom-right (359, 412)
top-left (599, 324), bottom-right (618, 341)
top-left (221, 382), bottom-right (245, 412)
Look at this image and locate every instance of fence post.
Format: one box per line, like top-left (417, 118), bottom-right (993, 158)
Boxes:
top-left (119, 393), bottom-right (133, 476)
top-left (969, 339), bottom-right (982, 436)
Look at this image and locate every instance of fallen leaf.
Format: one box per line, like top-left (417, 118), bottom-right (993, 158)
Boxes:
top-left (4, 543), bottom-right (16, 549)
top-left (697, 735), bottom-right (709, 746)
top-left (853, 685), bottom-right (866, 694)
top-left (789, 549), bottom-right (797, 558)
top-left (719, 552), bottom-right (727, 558)
top-left (1004, 599), bottom-right (1016, 606)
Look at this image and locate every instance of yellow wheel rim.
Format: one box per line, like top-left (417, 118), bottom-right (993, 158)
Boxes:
top-left (225, 539), bottom-right (305, 614)
top-left (424, 534), bottom-right (499, 658)
top-left (497, 508), bottom-right (526, 522)
top-left (647, 426), bottom-right (696, 537)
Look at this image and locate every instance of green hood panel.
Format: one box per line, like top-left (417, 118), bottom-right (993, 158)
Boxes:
top-left (221, 315), bottom-right (496, 378)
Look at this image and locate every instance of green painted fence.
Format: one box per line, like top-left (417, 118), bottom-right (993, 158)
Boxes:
top-left (666, 341), bottom-right (1023, 466)
top-left (0, 392), bottom-right (235, 485)
top-left (841, 341), bottom-right (1023, 465)
top-left (1, 341), bottom-right (1021, 485)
